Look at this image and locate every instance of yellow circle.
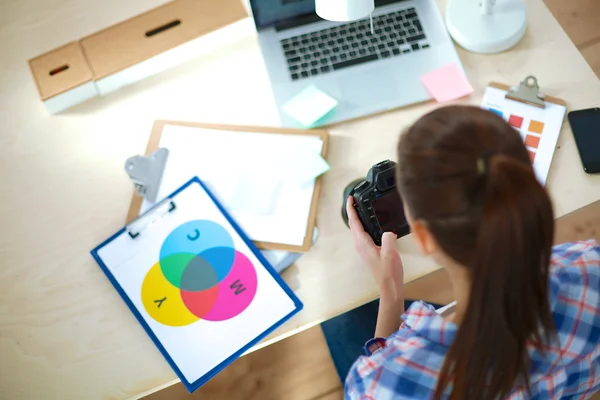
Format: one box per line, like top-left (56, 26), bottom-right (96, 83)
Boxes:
top-left (141, 262), bottom-right (200, 327)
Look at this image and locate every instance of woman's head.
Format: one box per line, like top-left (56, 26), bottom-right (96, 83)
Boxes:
top-left (396, 106), bottom-right (556, 399)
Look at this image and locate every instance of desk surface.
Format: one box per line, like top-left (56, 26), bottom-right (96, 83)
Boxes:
top-left (1, 0), bottom-right (599, 399)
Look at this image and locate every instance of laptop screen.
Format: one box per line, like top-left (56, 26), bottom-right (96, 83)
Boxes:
top-left (250, 0), bottom-right (404, 31)
top-left (249, 0), bottom-right (316, 31)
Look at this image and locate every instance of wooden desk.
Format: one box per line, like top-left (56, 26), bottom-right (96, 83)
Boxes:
top-left (1, 0), bottom-right (599, 399)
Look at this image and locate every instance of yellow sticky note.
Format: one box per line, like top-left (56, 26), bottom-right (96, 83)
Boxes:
top-left (281, 85), bottom-right (337, 127)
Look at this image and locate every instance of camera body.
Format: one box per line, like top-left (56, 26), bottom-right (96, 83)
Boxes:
top-left (342, 160), bottom-right (410, 246)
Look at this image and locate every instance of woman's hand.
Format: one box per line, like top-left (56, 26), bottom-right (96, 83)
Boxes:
top-left (346, 197), bottom-right (404, 304)
top-left (347, 196), bottom-right (406, 337)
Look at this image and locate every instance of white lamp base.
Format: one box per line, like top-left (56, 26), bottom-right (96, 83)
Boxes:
top-left (446, 0), bottom-right (527, 54)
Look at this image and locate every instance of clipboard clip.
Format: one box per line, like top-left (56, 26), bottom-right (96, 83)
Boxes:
top-left (127, 197), bottom-right (176, 239)
top-left (505, 75), bottom-right (546, 109)
top-left (125, 148), bottom-right (169, 203)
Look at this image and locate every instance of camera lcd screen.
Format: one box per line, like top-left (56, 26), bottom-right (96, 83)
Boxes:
top-left (372, 190), bottom-right (407, 233)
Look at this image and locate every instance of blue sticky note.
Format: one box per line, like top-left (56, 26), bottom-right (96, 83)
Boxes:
top-left (281, 85), bottom-right (337, 127)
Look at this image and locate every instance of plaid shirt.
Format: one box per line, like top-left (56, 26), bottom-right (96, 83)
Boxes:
top-left (345, 240), bottom-right (600, 399)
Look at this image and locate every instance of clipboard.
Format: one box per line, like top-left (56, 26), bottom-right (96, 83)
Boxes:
top-left (126, 120), bottom-right (330, 253)
top-left (482, 75), bottom-right (568, 184)
top-left (92, 177), bottom-right (303, 393)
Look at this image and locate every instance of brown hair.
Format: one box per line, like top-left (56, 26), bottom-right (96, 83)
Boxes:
top-left (396, 106), bottom-right (556, 399)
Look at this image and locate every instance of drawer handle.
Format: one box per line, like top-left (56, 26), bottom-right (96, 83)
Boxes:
top-left (145, 20), bottom-right (181, 37)
top-left (49, 65), bottom-right (69, 76)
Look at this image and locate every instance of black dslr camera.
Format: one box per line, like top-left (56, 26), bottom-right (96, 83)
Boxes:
top-left (342, 160), bottom-right (410, 246)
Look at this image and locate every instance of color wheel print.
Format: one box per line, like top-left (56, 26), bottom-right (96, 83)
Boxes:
top-left (141, 220), bottom-right (257, 327)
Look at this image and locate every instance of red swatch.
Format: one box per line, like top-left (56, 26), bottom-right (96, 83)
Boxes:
top-left (528, 150), bottom-right (536, 163)
top-left (508, 115), bottom-right (524, 128)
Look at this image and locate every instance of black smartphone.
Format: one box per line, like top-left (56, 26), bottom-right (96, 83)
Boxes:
top-left (567, 108), bottom-right (600, 174)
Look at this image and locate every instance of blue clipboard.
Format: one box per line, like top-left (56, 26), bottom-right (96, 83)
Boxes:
top-left (90, 177), bottom-right (303, 393)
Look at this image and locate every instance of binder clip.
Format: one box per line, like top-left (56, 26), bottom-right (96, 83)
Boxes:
top-left (505, 75), bottom-right (546, 109)
top-left (125, 148), bottom-right (169, 203)
top-left (126, 197), bottom-right (176, 239)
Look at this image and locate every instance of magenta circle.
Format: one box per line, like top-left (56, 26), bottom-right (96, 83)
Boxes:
top-left (202, 251), bottom-right (257, 321)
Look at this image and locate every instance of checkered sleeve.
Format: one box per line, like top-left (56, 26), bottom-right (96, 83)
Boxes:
top-left (345, 344), bottom-right (399, 400)
top-left (550, 241), bottom-right (600, 363)
top-left (346, 325), bottom-right (420, 400)
top-left (364, 337), bottom-right (387, 356)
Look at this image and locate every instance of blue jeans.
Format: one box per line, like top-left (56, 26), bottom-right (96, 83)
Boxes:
top-left (321, 299), bottom-right (443, 383)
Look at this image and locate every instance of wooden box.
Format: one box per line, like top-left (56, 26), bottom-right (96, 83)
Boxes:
top-left (80, 0), bottom-right (250, 95)
top-left (28, 42), bottom-right (99, 113)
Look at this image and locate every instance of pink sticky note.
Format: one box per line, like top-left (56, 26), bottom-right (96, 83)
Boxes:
top-left (419, 63), bottom-right (473, 103)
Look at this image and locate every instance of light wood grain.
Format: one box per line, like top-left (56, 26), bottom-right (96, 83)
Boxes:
top-left (555, 201), bottom-right (600, 244)
top-left (581, 41), bottom-right (600, 79)
top-left (544, 0), bottom-right (600, 47)
top-left (144, 327), bottom-right (341, 400)
top-left (2, 0), bottom-right (600, 399)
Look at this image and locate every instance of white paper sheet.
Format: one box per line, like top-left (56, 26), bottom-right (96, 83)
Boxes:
top-left (481, 86), bottom-right (567, 184)
top-left (140, 125), bottom-right (325, 246)
top-left (230, 175), bottom-right (280, 215)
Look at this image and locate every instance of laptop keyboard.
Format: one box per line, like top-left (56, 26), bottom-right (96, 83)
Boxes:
top-left (280, 8), bottom-right (430, 81)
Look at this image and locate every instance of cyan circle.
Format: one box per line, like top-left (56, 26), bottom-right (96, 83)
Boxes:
top-left (159, 221), bottom-right (236, 293)
top-left (160, 220), bottom-right (234, 261)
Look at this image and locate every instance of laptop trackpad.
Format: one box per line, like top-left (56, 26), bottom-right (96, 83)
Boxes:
top-left (339, 69), bottom-right (400, 106)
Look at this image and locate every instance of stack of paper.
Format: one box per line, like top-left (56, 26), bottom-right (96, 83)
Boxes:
top-left (139, 125), bottom-right (329, 250)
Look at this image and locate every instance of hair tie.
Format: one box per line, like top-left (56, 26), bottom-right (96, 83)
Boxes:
top-left (477, 151), bottom-right (497, 175)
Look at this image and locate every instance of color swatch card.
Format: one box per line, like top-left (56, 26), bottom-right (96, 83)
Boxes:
top-left (91, 178), bottom-right (302, 393)
top-left (481, 86), bottom-right (567, 184)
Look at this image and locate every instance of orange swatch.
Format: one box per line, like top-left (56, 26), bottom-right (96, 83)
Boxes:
top-left (529, 120), bottom-right (544, 134)
top-left (528, 150), bottom-right (536, 163)
top-left (525, 134), bottom-right (541, 149)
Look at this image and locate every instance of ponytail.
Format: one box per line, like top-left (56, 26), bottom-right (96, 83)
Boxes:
top-left (434, 155), bottom-right (556, 399)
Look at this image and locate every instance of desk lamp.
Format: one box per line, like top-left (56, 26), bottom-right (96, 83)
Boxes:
top-left (316, 0), bottom-right (374, 22)
top-left (446, 0), bottom-right (527, 53)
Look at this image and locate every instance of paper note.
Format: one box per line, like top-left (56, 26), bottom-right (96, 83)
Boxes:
top-left (229, 176), bottom-right (280, 215)
top-left (275, 147), bottom-right (330, 185)
top-left (419, 63), bottom-right (473, 102)
top-left (281, 85), bottom-right (337, 127)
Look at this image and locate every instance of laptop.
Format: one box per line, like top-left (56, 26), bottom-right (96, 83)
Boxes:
top-left (248, 0), bottom-right (464, 127)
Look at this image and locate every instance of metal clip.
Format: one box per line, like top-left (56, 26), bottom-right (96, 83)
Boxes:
top-left (125, 148), bottom-right (169, 203)
top-left (505, 75), bottom-right (546, 109)
top-left (126, 198), bottom-right (176, 239)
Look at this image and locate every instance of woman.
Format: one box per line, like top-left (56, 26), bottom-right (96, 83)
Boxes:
top-left (344, 106), bottom-right (600, 399)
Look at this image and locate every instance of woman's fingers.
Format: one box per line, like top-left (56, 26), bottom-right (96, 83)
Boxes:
top-left (346, 196), bottom-right (365, 233)
top-left (347, 197), bottom-right (381, 264)
top-left (381, 232), bottom-right (403, 277)
top-left (347, 196), bottom-right (375, 249)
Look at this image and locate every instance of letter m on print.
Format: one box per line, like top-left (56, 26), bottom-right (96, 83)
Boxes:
top-left (230, 279), bottom-right (246, 295)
